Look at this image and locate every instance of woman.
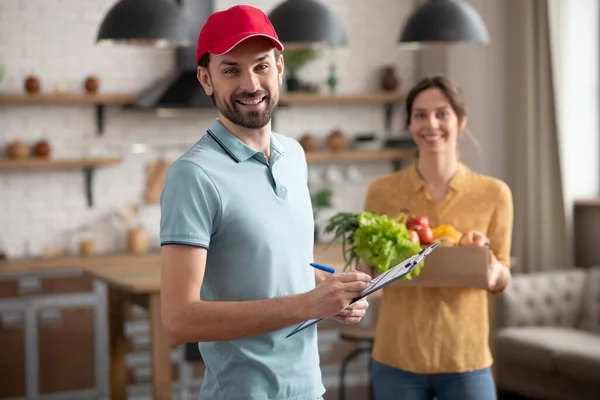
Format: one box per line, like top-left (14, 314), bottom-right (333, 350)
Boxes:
top-left (362, 75), bottom-right (513, 400)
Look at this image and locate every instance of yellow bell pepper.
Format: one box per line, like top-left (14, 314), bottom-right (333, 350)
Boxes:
top-left (431, 225), bottom-right (461, 242)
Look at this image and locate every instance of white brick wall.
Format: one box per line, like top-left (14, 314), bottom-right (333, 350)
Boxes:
top-left (0, 0), bottom-right (416, 258)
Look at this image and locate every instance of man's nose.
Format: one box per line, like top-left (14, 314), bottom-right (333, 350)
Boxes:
top-left (240, 71), bottom-right (261, 93)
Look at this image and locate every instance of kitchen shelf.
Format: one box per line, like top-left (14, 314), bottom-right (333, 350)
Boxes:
top-left (305, 148), bottom-right (415, 165)
top-left (0, 93), bottom-right (135, 104)
top-left (278, 91), bottom-right (405, 132)
top-left (0, 93), bottom-right (135, 136)
top-left (0, 156), bottom-right (123, 207)
top-left (278, 92), bottom-right (405, 104)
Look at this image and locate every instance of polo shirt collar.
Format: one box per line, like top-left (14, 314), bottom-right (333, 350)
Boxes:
top-left (207, 119), bottom-right (286, 163)
top-left (408, 161), bottom-right (467, 193)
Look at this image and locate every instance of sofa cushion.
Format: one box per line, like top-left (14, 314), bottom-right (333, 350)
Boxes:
top-left (495, 326), bottom-right (600, 376)
top-left (495, 327), bottom-right (562, 372)
top-left (495, 269), bottom-right (586, 329)
top-left (554, 337), bottom-right (600, 383)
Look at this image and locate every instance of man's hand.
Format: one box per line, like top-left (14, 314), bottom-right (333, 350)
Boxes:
top-left (356, 258), bottom-right (380, 278)
top-left (307, 271), bottom-right (371, 320)
top-left (332, 298), bottom-right (369, 324)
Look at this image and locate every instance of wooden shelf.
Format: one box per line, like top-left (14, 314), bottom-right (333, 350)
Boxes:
top-left (0, 91), bottom-right (406, 135)
top-left (279, 92), bottom-right (405, 105)
top-left (0, 92), bottom-right (404, 105)
top-left (0, 157), bottom-right (122, 169)
top-left (305, 148), bottom-right (415, 164)
top-left (275, 92), bottom-right (405, 133)
top-left (0, 157), bottom-right (122, 207)
top-left (0, 93), bottom-right (135, 105)
top-left (0, 93), bottom-right (135, 136)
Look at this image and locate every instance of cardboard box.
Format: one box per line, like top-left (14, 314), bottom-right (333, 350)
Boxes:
top-left (393, 245), bottom-right (490, 288)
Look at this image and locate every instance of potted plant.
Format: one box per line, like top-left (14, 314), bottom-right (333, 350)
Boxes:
top-left (311, 187), bottom-right (333, 243)
top-left (282, 48), bottom-right (319, 92)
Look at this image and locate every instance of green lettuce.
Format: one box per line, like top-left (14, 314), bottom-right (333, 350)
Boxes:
top-left (324, 211), bottom-right (424, 278)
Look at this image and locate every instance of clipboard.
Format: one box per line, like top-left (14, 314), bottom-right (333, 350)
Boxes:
top-left (285, 242), bottom-right (440, 338)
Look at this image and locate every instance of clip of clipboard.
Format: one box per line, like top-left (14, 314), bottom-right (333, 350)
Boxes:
top-left (285, 242), bottom-right (440, 338)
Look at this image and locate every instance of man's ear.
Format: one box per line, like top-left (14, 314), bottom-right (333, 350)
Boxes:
top-left (277, 54), bottom-right (284, 86)
top-left (197, 67), bottom-right (214, 96)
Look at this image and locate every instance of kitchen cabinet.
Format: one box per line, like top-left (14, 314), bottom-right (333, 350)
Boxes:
top-left (37, 306), bottom-right (96, 395)
top-left (0, 307), bottom-right (27, 398)
top-left (0, 269), bottom-right (108, 400)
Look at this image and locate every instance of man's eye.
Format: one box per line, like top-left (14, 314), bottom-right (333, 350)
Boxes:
top-left (224, 69), bottom-right (237, 74)
top-left (256, 64), bottom-right (268, 71)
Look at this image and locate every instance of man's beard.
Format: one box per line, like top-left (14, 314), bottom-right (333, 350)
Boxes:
top-left (214, 89), bottom-right (278, 129)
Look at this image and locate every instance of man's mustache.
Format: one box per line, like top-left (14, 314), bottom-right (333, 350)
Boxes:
top-left (234, 90), bottom-right (269, 100)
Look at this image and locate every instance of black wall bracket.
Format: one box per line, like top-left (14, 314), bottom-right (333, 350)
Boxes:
top-left (95, 105), bottom-right (105, 136)
top-left (384, 102), bottom-right (395, 133)
top-left (84, 168), bottom-right (94, 207)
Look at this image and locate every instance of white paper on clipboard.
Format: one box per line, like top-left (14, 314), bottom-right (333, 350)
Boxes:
top-left (285, 242), bottom-right (440, 338)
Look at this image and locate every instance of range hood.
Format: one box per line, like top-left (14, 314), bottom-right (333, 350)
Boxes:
top-left (134, 0), bottom-right (215, 111)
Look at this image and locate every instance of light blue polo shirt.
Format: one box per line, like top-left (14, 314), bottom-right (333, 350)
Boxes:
top-left (160, 119), bottom-right (324, 400)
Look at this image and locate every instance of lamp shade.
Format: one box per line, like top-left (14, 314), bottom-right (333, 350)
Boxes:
top-left (268, 0), bottom-right (347, 48)
top-left (96, 0), bottom-right (191, 47)
top-left (399, 0), bottom-right (489, 47)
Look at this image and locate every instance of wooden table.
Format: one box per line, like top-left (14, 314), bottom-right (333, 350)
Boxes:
top-left (0, 243), bottom-right (348, 400)
top-left (83, 257), bottom-right (168, 400)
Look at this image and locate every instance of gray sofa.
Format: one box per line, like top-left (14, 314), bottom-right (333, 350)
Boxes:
top-left (493, 266), bottom-right (600, 400)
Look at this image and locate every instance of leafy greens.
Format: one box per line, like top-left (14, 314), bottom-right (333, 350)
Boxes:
top-left (324, 211), bottom-right (424, 279)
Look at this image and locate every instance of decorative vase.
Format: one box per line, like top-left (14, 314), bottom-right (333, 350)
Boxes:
top-left (380, 66), bottom-right (400, 91)
top-left (84, 76), bottom-right (99, 94)
top-left (24, 75), bottom-right (41, 94)
top-left (127, 228), bottom-right (148, 254)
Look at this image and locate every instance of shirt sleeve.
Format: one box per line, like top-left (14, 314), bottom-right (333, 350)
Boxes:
top-left (159, 159), bottom-right (221, 248)
top-left (363, 179), bottom-right (386, 213)
top-left (488, 181), bottom-right (514, 268)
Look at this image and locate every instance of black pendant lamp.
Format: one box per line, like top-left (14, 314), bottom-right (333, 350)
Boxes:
top-left (268, 0), bottom-right (347, 48)
top-left (96, 0), bottom-right (191, 47)
top-left (399, 0), bottom-right (490, 48)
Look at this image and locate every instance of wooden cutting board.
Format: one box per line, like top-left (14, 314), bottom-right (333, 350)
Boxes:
top-left (144, 159), bottom-right (171, 204)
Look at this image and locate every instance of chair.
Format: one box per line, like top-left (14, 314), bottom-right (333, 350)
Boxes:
top-left (338, 325), bottom-right (376, 400)
top-left (493, 266), bottom-right (600, 400)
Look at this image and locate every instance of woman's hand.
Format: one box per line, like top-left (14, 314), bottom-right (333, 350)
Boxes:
top-left (488, 250), bottom-right (510, 293)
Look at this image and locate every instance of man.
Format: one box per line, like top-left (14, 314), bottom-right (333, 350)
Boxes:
top-left (159, 5), bottom-right (372, 400)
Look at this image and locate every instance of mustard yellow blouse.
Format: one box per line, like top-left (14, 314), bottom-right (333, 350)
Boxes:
top-left (364, 162), bottom-right (513, 374)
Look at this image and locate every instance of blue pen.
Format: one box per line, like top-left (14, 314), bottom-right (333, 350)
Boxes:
top-left (310, 262), bottom-right (336, 274)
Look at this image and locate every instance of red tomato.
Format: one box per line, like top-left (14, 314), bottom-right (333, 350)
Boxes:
top-left (411, 225), bottom-right (434, 245)
top-left (406, 215), bottom-right (430, 230)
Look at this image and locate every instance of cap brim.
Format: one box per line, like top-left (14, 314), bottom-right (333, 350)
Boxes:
top-left (210, 33), bottom-right (284, 55)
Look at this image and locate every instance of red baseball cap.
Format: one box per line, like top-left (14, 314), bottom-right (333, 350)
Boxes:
top-left (196, 5), bottom-right (284, 64)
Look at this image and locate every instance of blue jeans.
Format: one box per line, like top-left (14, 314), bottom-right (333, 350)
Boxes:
top-left (371, 360), bottom-right (497, 400)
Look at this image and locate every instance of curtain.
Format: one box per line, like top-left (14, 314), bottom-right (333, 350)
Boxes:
top-left (504, 0), bottom-right (571, 273)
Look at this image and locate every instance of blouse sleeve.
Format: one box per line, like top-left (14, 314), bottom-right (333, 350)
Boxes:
top-left (488, 181), bottom-right (514, 269)
top-left (363, 180), bottom-right (385, 213)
